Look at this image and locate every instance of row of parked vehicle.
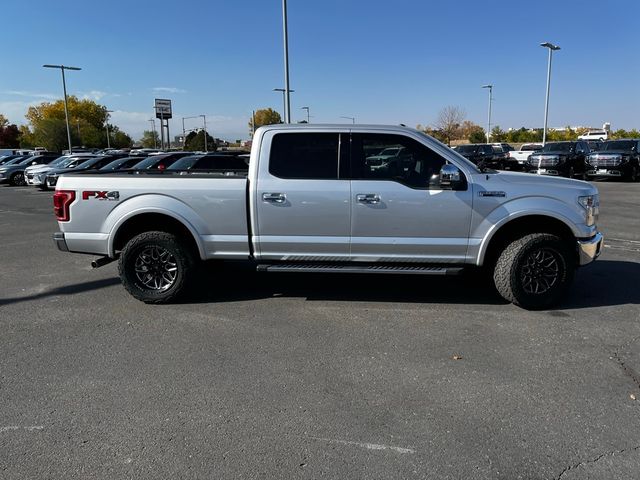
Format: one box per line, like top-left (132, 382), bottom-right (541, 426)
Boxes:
top-left (0, 149), bottom-right (250, 189)
top-left (452, 139), bottom-right (640, 182)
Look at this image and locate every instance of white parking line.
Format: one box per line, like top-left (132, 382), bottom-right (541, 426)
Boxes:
top-left (0, 425), bottom-right (44, 433)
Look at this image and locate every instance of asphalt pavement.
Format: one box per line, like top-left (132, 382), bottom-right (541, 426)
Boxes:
top-left (0, 181), bottom-right (639, 479)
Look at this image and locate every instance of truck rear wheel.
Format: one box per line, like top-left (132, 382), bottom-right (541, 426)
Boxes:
top-left (119, 231), bottom-right (196, 304)
top-left (493, 233), bottom-right (574, 309)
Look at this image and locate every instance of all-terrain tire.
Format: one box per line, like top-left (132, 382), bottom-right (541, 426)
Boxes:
top-left (118, 231), bottom-right (196, 304)
top-left (493, 233), bottom-right (575, 310)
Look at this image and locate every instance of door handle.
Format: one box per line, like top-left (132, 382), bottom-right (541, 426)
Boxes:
top-left (262, 192), bottom-right (287, 203)
top-left (356, 194), bottom-right (381, 204)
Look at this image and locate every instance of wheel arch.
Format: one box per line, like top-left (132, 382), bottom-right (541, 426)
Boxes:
top-left (479, 214), bottom-right (576, 268)
top-left (109, 210), bottom-right (205, 260)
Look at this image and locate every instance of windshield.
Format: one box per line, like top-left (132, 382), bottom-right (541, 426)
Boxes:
top-left (379, 147), bottom-right (401, 156)
top-left (18, 156), bottom-right (40, 165)
top-left (1, 157), bottom-right (25, 166)
top-left (601, 140), bottom-right (636, 151)
top-left (541, 142), bottom-right (573, 152)
top-left (454, 145), bottom-right (479, 154)
top-left (75, 158), bottom-right (99, 169)
top-left (167, 156), bottom-right (201, 170)
top-left (100, 159), bottom-right (126, 170)
top-left (521, 144), bottom-right (541, 151)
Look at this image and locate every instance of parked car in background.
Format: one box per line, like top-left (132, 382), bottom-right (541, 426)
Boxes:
top-left (579, 130), bottom-right (609, 142)
top-left (167, 153), bottom-right (249, 171)
top-left (44, 154), bottom-right (128, 189)
top-left (130, 152), bottom-right (193, 171)
top-left (453, 144), bottom-right (506, 169)
top-left (0, 153), bottom-right (61, 186)
top-left (585, 139), bottom-right (640, 182)
top-left (525, 141), bottom-right (590, 179)
top-left (0, 154), bottom-right (25, 166)
top-left (507, 143), bottom-right (543, 170)
top-left (100, 157), bottom-right (149, 171)
top-left (25, 154), bottom-right (95, 187)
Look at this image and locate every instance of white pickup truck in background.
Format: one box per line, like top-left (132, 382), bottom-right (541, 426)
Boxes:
top-left (53, 124), bottom-right (603, 309)
top-left (508, 143), bottom-right (543, 167)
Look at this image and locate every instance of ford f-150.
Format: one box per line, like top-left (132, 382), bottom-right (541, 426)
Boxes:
top-left (53, 124), bottom-right (603, 309)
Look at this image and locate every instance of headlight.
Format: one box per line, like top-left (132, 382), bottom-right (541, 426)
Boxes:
top-left (621, 155), bottom-right (630, 163)
top-left (578, 194), bottom-right (599, 226)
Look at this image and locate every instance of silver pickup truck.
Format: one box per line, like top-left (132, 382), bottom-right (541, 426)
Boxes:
top-left (53, 124), bottom-right (603, 309)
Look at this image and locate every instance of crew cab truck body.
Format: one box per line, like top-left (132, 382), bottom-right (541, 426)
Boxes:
top-left (53, 124), bottom-right (603, 309)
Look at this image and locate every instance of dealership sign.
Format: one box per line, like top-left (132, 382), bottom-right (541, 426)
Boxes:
top-left (154, 98), bottom-right (172, 119)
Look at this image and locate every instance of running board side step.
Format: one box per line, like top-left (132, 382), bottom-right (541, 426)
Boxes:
top-left (256, 264), bottom-right (464, 275)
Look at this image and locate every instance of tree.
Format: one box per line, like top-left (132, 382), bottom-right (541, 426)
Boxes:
top-left (490, 126), bottom-right (506, 142)
top-left (0, 115), bottom-right (21, 148)
top-left (433, 106), bottom-right (466, 145)
top-left (140, 130), bottom-right (160, 148)
top-left (22, 96), bottom-right (132, 151)
top-left (185, 130), bottom-right (216, 151)
top-left (107, 125), bottom-right (133, 149)
top-left (468, 128), bottom-right (486, 144)
top-left (248, 108), bottom-right (282, 133)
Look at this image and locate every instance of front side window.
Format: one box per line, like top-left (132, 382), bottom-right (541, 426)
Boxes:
top-left (352, 134), bottom-right (447, 189)
top-left (269, 133), bottom-right (339, 179)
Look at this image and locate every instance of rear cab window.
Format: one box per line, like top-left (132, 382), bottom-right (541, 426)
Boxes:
top-left (269, 133), bottom-right (341, 179)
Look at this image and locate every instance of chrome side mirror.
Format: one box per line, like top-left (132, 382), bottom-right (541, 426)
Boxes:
top-left (439, 164), bottom-right (462, 189)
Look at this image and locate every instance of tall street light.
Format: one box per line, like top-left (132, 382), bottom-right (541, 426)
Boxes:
top-left (105, 109), bottom-right (113, 149)
top-left (43, 64), bottom-right (81, 154)
top-left (148, 119), bottom-right (157, 149)
top-left (273, 88), bottom-right (294, 121)
top-left (540, 42), bottom-right (561, 146)
top-left (340, 116), bottom-right (355, 124)
top-left (200, 114), bottom-right (208, 152)
top-left (481, 84), bottom-right (493, 143)
top-left (281, 0), bottom-right (292, 123)
top-left (301, 106), bottom-right (310, 123)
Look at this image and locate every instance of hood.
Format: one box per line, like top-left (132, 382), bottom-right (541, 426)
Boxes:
top-left (476, 170), bottom-right (596, 195)
top-left (588, 150), bottom-right (632, 156)
top-left (529, 150), bottom-right (571, 156)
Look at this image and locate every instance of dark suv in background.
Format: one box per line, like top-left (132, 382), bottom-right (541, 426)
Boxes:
top-left (525, 141), bottom-right (590, 178)
top-left (585, 139), bottom-right (640, 182)
top-left (453, 143), bottom-right (510, 169)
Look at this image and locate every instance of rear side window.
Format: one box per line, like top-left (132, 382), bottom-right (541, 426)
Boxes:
top-left (269, 133), bottom-right (339, 179)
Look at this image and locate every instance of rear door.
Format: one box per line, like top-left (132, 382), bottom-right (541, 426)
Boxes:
top-left (254, 130), bottom-right (351, 260)
top-left (349, 132), bottom-right (473, 263)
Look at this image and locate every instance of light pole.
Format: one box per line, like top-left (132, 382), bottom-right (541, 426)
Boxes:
top-left (148, 119), bottom-right (157, 149)
top-left (540, 42), bottom-right (561, 146)
top-left (273, 88), bottom-right (294, 121)
top-left (340, 116), bottom-right (355, 124)
top-left (281, 0), bottom-right (291, 123)
top-left (200, 114), bottom-right (208, 152)
top-left (43, 64), bottom-right (81, 154)
top-left (105, 109), bottom-right (113, 149)
top-left (481, 84), bottom-right (493, 143)
top-left (301, 106), bottom-right (310, 123)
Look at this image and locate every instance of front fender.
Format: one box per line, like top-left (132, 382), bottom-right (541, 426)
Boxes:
top-left (472, 196), bottom-right (589, 266)
top-left (103, 194), bottom-right (207, 259)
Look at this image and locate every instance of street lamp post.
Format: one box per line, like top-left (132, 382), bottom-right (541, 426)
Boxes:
top-left (148, 119), bottom-right (157, 149)
top-left (273, 88), bottom-right (294, 121)
top-left (540, 42), bottom-right (561, 146)
top-left (481, 84), bottom-right (493, 143)
top-left (105, 109), bottom-right (113, 149)
top-left (340, 116), bottom-right (356, 124)
top-left (281, 0), bottom-right (291, 123)
top-left (42, 64), bottom-right (81, 154)
top-left (200, 114), bottom-right (208, 152)
top-left (301, 106), bottom-right (310, 123)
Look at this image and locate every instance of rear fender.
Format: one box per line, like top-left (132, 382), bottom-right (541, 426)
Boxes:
top-left (104, 194), bottom-right (207, 259)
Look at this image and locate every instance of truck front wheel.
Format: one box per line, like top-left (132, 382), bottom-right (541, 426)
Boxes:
top-left (493, 233), bottom-right (574, 309)
top-left (119, 231), bottom-right (196, 304)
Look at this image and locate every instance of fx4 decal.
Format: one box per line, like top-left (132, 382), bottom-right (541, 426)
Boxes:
top-left (82, 191), bottom-right (120, 201)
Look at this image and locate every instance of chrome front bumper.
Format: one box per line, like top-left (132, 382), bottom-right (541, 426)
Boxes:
top-left (53, 232), bottom-right (69, 252)
top-left (577, 232), bottom-right (603, 266)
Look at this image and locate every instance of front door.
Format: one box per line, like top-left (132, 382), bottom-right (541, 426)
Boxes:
top-left (350, 133), bottom-right (473, 263)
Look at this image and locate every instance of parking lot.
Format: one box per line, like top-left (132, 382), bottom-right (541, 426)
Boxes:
top-left (1, 181), bottom-right (639, 479)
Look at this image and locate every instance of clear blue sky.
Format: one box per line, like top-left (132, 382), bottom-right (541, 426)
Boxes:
top-left (1, 0), bottom-right (638, 141)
